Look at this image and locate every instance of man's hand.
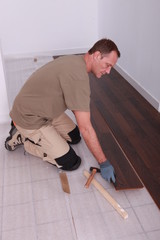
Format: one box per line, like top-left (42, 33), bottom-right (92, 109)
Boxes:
top-left (99, 160), bottom-right (116, 183)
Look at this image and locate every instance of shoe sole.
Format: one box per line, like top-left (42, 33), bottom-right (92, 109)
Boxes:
top-left (5, 135), bottom-right (23, 151)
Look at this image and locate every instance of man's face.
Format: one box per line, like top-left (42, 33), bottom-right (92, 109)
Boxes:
top-left (91, 51), bottom-right (118, 78)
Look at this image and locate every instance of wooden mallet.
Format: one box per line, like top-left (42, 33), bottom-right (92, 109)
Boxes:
top-left (84, 167), bottom-right (100, 188)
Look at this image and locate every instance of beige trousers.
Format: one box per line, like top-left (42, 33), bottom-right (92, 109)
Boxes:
top-left (16, 113), bottom-right (76, 167)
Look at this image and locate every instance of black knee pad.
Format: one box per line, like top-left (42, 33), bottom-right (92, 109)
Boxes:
top-left (67, 125), bottom-right (81, 144)
top-left (55, 146), bottom-right (81, 171)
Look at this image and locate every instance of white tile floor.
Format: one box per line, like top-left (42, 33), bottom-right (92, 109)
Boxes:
top-left (0, 56), bottom-right (160, 240)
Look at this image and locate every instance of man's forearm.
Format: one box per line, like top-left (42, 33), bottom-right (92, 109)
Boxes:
top-left (73, 110), bottom-right (107, 163)
top-left (81, 125), bottom-right (107, 164)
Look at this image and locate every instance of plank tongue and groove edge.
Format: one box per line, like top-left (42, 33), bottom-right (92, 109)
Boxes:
top-left (90, 101), bottom-right (143, 190)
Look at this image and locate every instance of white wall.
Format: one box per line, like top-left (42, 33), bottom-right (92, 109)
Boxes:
top-left (98, 0), bottom-right (160, 111)
top-left (0, 0), bottom-right (98, 55)
top-left (0, 0), bottom-right (98, 123)
top-left (0, 42), bottom-right (9, 123)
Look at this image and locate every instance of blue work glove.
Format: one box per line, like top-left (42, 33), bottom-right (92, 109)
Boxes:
top-left (99, 160), bottom-right (116, 183)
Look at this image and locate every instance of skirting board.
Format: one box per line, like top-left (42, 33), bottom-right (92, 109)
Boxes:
top-left (4, 48), bottom-right (88, 59)
top-left (114, 64), bottom-right (160, 112)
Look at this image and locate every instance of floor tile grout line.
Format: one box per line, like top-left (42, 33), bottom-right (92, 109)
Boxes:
top-left (1, 217), bottom-right (70, 236)
top-left (117, 232), bottom-right (150, 240)
top-left (131, 204), bottom-right (150, 236)
top-left (123, 189), bottom-right (155, 209)
top-left (146, 229), bottom-right (160, 237)
top-left (1, 154), bottom-right (37, 235)
top-left (28, 155), bottom-right (41, 240)
top-left (64, 194), bottom-right (78, 240)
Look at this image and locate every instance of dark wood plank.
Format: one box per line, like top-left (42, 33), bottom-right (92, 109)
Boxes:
top-left (89, 69), bottom-right (160, 208)
top-left (90, 102), bottom-right (143, 190)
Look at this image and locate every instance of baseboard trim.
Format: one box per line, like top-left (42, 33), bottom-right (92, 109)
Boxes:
top-left (4, 48), bottom-right (88, 59)
top-left (114, 64), bottom-right (160, 112)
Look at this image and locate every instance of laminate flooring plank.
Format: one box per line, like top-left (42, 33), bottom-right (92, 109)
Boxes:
top-left (90, 102), bottom-right (143, 190)
top-left (97, 78), bottom-right (160, 165)
top-left (101, 105), bottom-right (160, 207)
top-left (92, 79), bottom-right (147, 137)
top-left (107, 69), bottom-right (160, 131)
top-left (89, 69), bottom-right (160, 208)
top-left (100, 133), bottom-right (143, 190)
top-left (94, 96), bottom-right (160, 207)
top-left (129, 97), bottom-right (160, 128)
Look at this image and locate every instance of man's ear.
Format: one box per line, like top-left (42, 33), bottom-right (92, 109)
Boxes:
top-left (93, 51), bottom-right (101, 61)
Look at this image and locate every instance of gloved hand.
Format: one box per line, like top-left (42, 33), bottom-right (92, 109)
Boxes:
top-left (99, 160), bottom-right (116, 183)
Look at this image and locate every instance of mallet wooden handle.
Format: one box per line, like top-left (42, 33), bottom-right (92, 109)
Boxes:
top-left (84, 170), bottom-right (128, 219)
top-left (84, 168), bottom-right (97, 188)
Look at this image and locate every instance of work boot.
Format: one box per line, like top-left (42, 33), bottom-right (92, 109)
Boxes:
top-left (5, 121), bottom-right (24, 151)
